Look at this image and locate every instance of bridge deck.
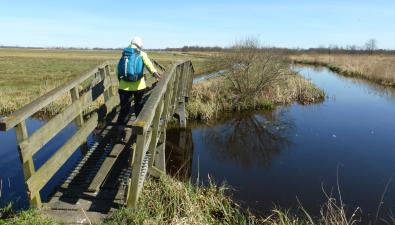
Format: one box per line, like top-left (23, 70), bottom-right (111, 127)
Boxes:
top-left (0, 60), bottom-right (194, 224)
top-left (42, 87), bottom-right (155, 224)
top-left (42, 110), bottom-right (135, 224)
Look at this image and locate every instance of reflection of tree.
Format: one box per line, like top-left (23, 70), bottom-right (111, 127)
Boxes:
top-left (165, 128), bottom-right (194, 181)
top-left (201, 110), bottom-right (294, 168)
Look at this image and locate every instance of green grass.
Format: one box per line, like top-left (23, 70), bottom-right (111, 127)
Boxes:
top-left (0, 48), bottom-right (224, 117)
top-left (0, 208), bottom-right (57, 225)
top-left (0, 175), bottom-right (364, 225)
top-left (104, 176), bottom-right (263, 225)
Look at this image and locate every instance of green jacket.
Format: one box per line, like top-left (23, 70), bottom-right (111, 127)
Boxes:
top-left (118, 44), bottom-right (158, 91)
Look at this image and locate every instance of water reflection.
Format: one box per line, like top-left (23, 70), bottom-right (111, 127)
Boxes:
top-left (198, 110), bottom-right (294, 168)
top-left (166, 128), bottom-right (194, 181)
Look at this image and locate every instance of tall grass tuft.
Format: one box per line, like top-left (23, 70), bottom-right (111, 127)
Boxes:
top-left (105, 175), bottom-right (263, 225)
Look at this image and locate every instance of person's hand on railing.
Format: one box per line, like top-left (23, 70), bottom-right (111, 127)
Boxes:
top-left (153, 72), bottom-right (162, 80)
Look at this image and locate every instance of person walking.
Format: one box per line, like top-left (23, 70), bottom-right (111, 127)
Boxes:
top-left (116, 37), bottom-right (162, 134)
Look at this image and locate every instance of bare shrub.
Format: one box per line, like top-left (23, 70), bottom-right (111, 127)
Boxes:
top-left (222, 38), bottom-right (291, 108)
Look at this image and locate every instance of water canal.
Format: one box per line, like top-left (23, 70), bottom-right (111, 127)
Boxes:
top-left (167, 66), bottom-right (395, 223)
top-left (1, 66), bottom-right (395, 223)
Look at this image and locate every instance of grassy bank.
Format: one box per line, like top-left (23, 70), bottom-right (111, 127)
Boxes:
top-left (188, 70), bottom-right (324, 121)
top-left (0, 48), bottom-right (223, 117)
top-left (1, 175), bottom-right (364, 225)
top-left (291, 53), bottom-right (395, 88)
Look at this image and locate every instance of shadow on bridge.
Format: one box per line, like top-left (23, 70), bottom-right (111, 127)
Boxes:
top-left (0, 59), bottom-right (194, 223)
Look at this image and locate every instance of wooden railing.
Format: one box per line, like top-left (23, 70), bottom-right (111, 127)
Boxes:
top-left (0, 61), bottom-right (119, 207)
top-left (0, 58), bottom-right (194, 209)
top-left (127, 60), bottom-right (194, 208)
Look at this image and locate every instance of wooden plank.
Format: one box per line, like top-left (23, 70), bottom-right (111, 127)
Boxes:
top-left (126, 132), bottom-right (146, 208)
top-left (26, 113), bottom-right (98, 194)
top-left (151, 59), bottom-right (166, 72)
top-left (147, 100), bottom-right (164, 168)
top-left (15, 121), bottom-right (42, 207)
top-left (70, 87), bottom-right (89, 154)
top-left (163, 71), bottom-right (175, 121)
top-left (154, 137), bottom-right (166, 173)
top-left (42, 208), bottom-right (109, 225)
top-left (87, 157), bottom-right (117, 192)
top-left (0, 61), bottom-right (116, 131)
top-left (19, 77), bottom-right (113, 160)
top-left (70, 87), bottom-right (84, 127)
top-left (178, 100), bottom-right (186, 128)
top-left (148, 166), bottom-right (165, 178)
top-left (99, 68), bottom-right (110, 102)
top-left (104, 65), bottom-right (117, 97)
top-left (170, 66), bottom-right (182, 116)
top-left (45, 196), bottom-right (123, 211)
top-left (87, 129), bottom-right (132, 192)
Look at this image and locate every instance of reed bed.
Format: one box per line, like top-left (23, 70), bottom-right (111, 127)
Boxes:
top-left (291, 53), bottom-right (395, 87)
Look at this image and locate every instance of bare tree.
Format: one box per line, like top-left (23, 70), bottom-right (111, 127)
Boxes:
top-left (365, 38), bottom-right (377, 55)
top-left (222, 38), bottom-right (290, 108)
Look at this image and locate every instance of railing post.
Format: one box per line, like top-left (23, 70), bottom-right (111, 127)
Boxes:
top-left (15, 121), bottom-right (42, 207)
top-left (155, 129), bottom-right (166, 172)
top-left (170, 66), bottom-right (181, 116)
top-left (127, 132), bottom-right (147, 208)
top-left (104, 65), bottom-right (116, 97)
top-left (176, 63), bottom-right (187, 128)
top-left (147, 100), bottom-right (164, 170)
top-left (70, 87), bottom-right (88, 154)
top-left (99, 68), bottom-right (111, 102)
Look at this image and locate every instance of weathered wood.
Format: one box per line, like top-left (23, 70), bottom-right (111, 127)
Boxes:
top-left (27, 113), bottom-right (98, 194)
top-left (178, 100), bottom-right (187, 128)
top-left (148, 166), bottom-right (165, 178)
top-left (147, 100), bottom-right (164, 168)
top-left (151, 59), bottom-right (166, 72)
top-left (99, 68), bottom-right (110, 103)
top-left (19, 77), bottom-right (114, 160)
top-left (15, 121), bottom-right (42, 207)
top-left (70, 87), bottom-right (88, 154)
top-left (88, 129), bottom-right (132, 192)
top-left (132, 62), bottom-right (181, 134)
top-left (0, 61), bottom-right (116, 131)
top-left (170, 66), bottom-right (182, 116)
top-left (104, 65), bottom-right (117, 96)
top-left (87, 157), bottom-right (117, 192)
top-left (127, 132), bottom-right (147, 208)
top-left (155, 137), bottom-right (166, 172)
top-left (70, 87), bottom-right (84, 127)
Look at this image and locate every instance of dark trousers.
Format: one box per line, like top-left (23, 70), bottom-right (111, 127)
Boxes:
top-left (117, 89), bottom-right (145, 126)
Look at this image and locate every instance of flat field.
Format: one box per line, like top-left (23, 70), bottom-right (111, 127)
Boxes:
top-left (0, 48), bottom-right (222, 116)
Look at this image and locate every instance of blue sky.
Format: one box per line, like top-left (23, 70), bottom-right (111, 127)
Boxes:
top-left (1, 0), bottom-right (394, 49)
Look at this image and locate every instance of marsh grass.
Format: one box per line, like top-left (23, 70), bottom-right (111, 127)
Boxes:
top-left (291, 54), bottom-right (395, 87)
top-left (105, 176), bottom-right (263, 225)
top-left (0, 175), bottom-right (367, 225)
top-left (187, 73), bottom-right (324, 120)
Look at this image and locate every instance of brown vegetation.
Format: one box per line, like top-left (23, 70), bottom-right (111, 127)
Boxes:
top-left (291, 53), bottom-right (395, 87)
top-left (188, 39), bottom-right (325, 120)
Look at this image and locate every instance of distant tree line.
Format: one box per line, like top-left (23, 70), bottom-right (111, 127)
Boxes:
top-left (2, 38), bottom-right (394, 54)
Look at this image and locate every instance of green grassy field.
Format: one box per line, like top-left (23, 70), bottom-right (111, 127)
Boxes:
top-left (0, 48), bottom-right (222, 116)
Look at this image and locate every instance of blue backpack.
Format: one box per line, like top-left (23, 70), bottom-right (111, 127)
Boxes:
top-left (117, 48), bottom-right (144, 82)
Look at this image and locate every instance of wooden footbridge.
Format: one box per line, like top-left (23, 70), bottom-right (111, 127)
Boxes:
top-left (0, 59), bottom-right (194, 224)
